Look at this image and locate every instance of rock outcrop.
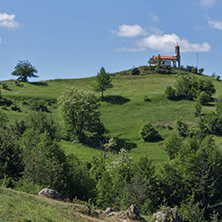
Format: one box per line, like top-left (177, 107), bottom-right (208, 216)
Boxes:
top-left (154, 208), bottom-right (183, 222)
top-left (38, 189), bottom-right (61, 201)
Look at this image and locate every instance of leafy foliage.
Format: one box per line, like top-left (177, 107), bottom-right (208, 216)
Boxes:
top-left (163, 134), bottom-right (182, 160)
top-left (165, 75), bottom-right (215, 102)
top-left (11, 60), bottom-right (38, 82)
top-left (165, 86), bottom-right (176, 100)
top-left (140, 123), bottom-right (161, 142)
top-left (175, 118), bottom-right (188, 137)
top-left (58, 87), bottom-right (104, 143)
top-left (0, 128), bottom-right (23, 182)
top-left (194, 102), bottom-right (202, 117)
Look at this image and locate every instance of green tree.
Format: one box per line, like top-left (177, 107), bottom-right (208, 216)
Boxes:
top-left (163, 134), bottom-right (182, 160)
top-left (0, 128), bottom-right (23, 182)
top-left (58, 87), bottom-right (104, 142)
top-left (11, 60), bottom-right (38, 82)
top-left (20, 129), bottom-right (67, 193)
top-left (94, 67), bottom-right (113, 99)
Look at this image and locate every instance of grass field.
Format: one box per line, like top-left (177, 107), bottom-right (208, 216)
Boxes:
top-left (0, 187), bottom-right (86, 222)
top-left (2, 67), bottom-right (222, 169)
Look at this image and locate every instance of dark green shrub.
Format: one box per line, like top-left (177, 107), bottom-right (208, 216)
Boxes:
top-left (10, 104), bottom-right (21, 112)
top-left (191, 67), bottom-right (198, 74)
top-left (15, 80), bottom-right (24, 87)
top-left (198, 91), bottom-right (211, 105)
top-left (176, 118), bottom-right (188, 137)
top-left (131, 68), bottom-right (140, 75)
top-left (199, 68), bottom-right (204, 74)
top-left (165, 86), bottom-right (176, 100)
top-left (163, 134), bottom-right (182, 159)
top-left (30, 101), bottom-right (49, 112)
top-left (1, 82), bottom-right (9, 90)
top-left (144, 96), bottom-right (151, 102)
top-left (198, 112), bottom-right (222, 136)
top-left (140, 123), bottom-right (161, 142)
top-left (194, 102), bottom-right (202, 117)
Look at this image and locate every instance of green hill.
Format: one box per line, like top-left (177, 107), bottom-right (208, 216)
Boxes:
top-left (1, 66), bottom-right (222, 168)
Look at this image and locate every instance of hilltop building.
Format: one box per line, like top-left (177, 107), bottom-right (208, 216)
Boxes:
top-left (151, 45), bottom-right (180, 68)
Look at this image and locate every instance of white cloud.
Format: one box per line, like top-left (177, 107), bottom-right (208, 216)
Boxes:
top-left (136, 33), bottom-right (211, 53)
top-left (0, 13), bottom-right (20, 29)
top-left (149, 27), bottom-right (164, 35)
top-left (110, 24), bottom-right (147, 37)
top-left (208, 18), bottom-right (222, 30)
top-left (149, 13), bottom-right (159, 22)
top-left (200, 0), bottom-right (215, 7)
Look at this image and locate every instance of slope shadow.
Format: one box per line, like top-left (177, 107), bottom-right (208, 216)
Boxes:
top-left (112, 138), bottom-right (137, 152)
top-left (30, 82), bottom-right (48, 86)
top-left (103, 95), bottom-right (130, 105)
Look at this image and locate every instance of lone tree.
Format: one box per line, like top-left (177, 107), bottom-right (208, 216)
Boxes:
top-left (58, 87), bottom-right (104, 142)
top-left (12, 60), bottom-right (38, 82)
top-left (94, 67), bottom-right (113, 99)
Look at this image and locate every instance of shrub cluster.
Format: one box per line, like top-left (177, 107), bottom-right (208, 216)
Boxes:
top-left (165, 75), bottom-right (215, 103)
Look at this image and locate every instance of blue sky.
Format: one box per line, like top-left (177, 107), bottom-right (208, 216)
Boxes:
top-left (0, 0), bottom-right (222, 81)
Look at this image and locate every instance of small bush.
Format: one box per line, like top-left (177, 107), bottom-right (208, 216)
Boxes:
top-left (194, 102), bottom-right (202, 117)
top-left (131, 68), bottom-right (140, 75)
top-left (140, 123), bottom-right (161, 142)
top-left (29, 101), bottom-right (49, 112)
top-left (199, 68), bottom-right (204, 74)
top-left (198, 91), bottom-right (211, 105)
top-left (144, 96), bottom-right (151, 102)
top-left (163, 134), bottom-right (182, 160)
top-left (10, 104), bottom-right (21, 112)
top-left (1, 82), bottom-right (9, 90)
top-left (176, 118), bottom-right (188, 137)
top-left (15, 80), bottom-right (24, 87)
top-left (191, 67), bottom-right (198, 74)
top-left (165, 86), bottom-right (176, 100)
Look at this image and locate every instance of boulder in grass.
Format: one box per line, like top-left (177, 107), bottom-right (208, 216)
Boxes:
top-left (126, 204), bottom-right (141, 220)
top-left (38, 188), bottom-right (61, 201)
top-left (154, 208), bottom-right (183, 222)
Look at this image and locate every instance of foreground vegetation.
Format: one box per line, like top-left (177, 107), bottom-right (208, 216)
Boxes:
top-left (1, 66), bottom-right (222, 221)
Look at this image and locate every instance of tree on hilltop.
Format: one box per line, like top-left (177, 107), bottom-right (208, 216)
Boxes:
top-left (12, 60), bottom-right (38, 82)
top-left (94, 67), bottom-right (113, 99)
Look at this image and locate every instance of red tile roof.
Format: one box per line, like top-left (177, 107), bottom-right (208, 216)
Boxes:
top-left (153, 55), bottom-right (177, 60)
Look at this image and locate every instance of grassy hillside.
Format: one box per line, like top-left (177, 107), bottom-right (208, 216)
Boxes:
top-left (0, 187), bottom-right (87, 222)
top-left (1, 66), bottom-right (222, 168)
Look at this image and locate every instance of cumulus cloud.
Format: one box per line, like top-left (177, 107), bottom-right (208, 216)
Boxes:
top-left (208, 18), bottom-right (222, 30)
top-left (0, 13), bottom-right (20, 29)
top-left (136, 33), bottom-right (211, 53)
top-left (110, 24), bottom-right (147, 37)
top-left (200, 0), bottom-right (215, 7)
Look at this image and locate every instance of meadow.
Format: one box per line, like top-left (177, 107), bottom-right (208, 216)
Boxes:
top-left (2, 67), bottom-right (222, 168)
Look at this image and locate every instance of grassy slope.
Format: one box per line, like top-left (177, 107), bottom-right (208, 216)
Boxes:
top-left (0, 187), bottom-right (89, 222)
top-left (2, 67), bottom-right (222, 168)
